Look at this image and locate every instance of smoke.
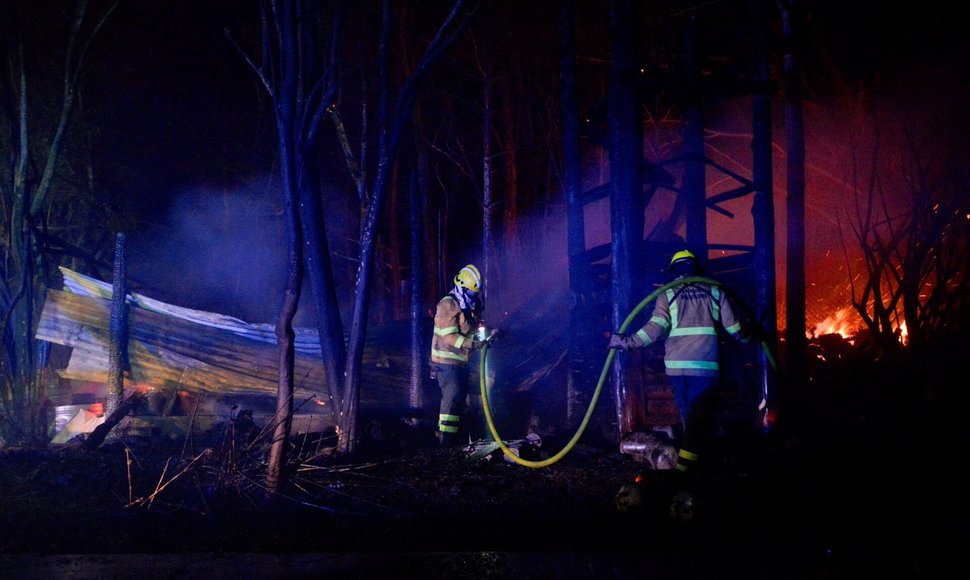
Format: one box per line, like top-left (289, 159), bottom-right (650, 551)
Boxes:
top-left (480, 204), bottom-right (571, 330)
top-left (127, 176), bottom-right (291, 323)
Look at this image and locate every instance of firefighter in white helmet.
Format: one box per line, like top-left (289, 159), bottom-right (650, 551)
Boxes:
top-left (430, 264), bottom-right (484, 446)
top-left (609, 250), bottom-right (753, 478)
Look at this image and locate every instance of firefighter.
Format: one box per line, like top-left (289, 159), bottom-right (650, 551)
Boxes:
top-left (430, 264), bottom-right (485, 446)
top-left (608, 250), bottom-right (752, 478)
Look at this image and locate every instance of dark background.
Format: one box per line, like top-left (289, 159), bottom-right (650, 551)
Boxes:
top-left (15, 1), bottom-right (970, 325)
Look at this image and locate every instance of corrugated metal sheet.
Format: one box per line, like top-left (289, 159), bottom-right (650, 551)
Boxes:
top-left (36, 288), bottom-right (325, 397)
top-left (35, 268), bottom-right (409, 404)
top-left (58, 267), bottom-right (322, 354)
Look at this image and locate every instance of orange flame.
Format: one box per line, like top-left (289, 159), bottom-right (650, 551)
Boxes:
top-left (809, 306), bottom-right (859, 340)
top-left (809, 305), bottom-right (909, 346)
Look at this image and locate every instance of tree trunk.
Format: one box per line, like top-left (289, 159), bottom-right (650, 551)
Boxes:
top-left (750, 0), bottom-right (778, 429)
top-left (266, 245), bottom-right (301, 495)
top-left (608, 0), bottom-right (643, 440)
top-left (558, 0), bottom-right (593, 425)
top-left (482, 75), bottom-right (494, 308)
top-left (389, 167), bottom-right (404, 319)
top-left (408, 165), bottom-right (426, 420)
top-left (106, 233), bottom-right (128, 417)
top-left (336, 0), bottom-right (396, 455)
top-left (233, 0), bottom-right (345, 479)
top-left (256, 0), bottom-right (305, 495)
top-left (300, 159), bottom-right (347, 423)
top-left (781, 0), bottom-right (807, 392)
top-left (337, 0), bottom-right (472, 455)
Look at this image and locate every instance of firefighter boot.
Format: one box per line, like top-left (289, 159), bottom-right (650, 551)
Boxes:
top-left (438, 430), bottom-right (460, 447)
top-left (667, 470), bottom-right (701, 523)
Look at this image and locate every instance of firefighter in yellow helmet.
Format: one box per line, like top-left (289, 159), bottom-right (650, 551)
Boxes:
top-left (430, 264), bottom-right (484, 445)
top-left (609, 250), bottom-right (752, 478)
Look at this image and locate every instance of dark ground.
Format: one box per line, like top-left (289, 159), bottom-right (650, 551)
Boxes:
top-left (0, 400), bottom-right (965, 579)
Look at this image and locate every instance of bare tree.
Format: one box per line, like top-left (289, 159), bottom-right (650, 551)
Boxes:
top-left (334, 0), bottom-right (474, 454)
top-left (608, 0), bottom-right (644, 440)
top-left (1, 0), bottom-right (120, 445)
top-left (232, 1), bottom-right (473, 465)
top-left (779, 0), bottom-right (808, 397)
top-left (229, 0), bottom-right (341, 492)
top-left (842, 128), bottom-right (969, 357)
top-left (558, 0), bottom-right (594, 424)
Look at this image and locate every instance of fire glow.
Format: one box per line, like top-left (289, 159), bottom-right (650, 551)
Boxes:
top-left (808, 305), bottom-right (909, 345)
top-left (808, 306), bottom-right (859, 341)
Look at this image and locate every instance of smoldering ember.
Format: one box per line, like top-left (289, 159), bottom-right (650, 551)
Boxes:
top-left (1, 1), bottom-right (967, 578)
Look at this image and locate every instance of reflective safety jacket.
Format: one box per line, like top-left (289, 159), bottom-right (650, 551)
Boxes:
top-left (629, 281), bottom-right (748, 377)
top-left (431, 294), bottom-right (479, 366)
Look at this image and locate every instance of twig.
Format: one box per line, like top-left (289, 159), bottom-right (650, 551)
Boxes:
top-left (297, 415), bottom-right (314, 459)
top-left (297, 458), bottom-right (388, 473)
top-left (125, 447), bottom-right (133, 504)
top-left (242, 392), bottom-right (300, 454)
top-left (128, 450), bottom-right (208, 510)
top-left (180, 386), bottom-right (200, 461)
top-left (236, 470), bottom-right (338, 513)
top-left (145, 457), bottom-right (171, 510)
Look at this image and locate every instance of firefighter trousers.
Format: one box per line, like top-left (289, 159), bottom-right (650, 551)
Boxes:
top-left (434, 363), bottom-right (470, 442)
top-left (668, 375), bottom-right (718, 464)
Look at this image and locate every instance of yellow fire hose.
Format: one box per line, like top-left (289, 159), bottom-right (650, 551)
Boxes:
top-left (479, 276), bottom-right (777, 468)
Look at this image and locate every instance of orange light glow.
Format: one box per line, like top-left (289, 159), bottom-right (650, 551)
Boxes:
top-left (809, 305), bottom-right (909, 346)
top-left (809, 306), bottom-right (860, 340)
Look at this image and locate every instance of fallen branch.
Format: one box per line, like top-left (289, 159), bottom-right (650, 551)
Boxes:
top-left (82, 390), bottom-right (146, 450)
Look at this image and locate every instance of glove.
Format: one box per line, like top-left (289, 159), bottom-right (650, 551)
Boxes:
top-left (608, 333), bottom-right (635, 351)
top-left (473, 329), bottom-right (501, 350)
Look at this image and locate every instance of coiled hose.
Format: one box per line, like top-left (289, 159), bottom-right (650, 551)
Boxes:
top-left (478, 276), bottom-right (776, 468)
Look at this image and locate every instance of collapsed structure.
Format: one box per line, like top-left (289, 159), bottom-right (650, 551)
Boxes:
top-left (34, 267), bottom-right (406, 442)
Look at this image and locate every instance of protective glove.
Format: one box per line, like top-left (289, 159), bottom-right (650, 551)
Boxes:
top-left (608, 333), bottom-right (636, 351)
top-left (473, 329), bottom-right (501, 350)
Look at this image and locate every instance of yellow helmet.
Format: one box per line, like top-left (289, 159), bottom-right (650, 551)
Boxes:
top-left (454, 264), bottom-right (482, 293)
top-left (669, 250), bottom-right (697, 267)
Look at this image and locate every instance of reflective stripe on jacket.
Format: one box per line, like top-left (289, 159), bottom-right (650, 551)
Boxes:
top-left (631, 282), bottom-right (746, 377)
top-left (431, 295), bottom-right (477, 366)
